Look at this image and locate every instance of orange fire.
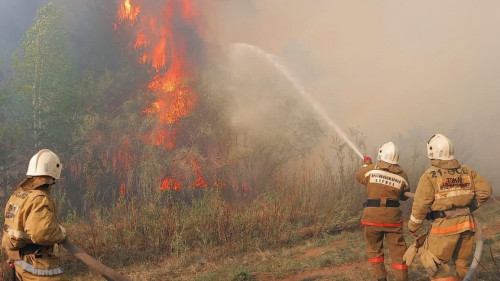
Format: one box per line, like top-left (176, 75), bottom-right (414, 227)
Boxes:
top-left (115, 0), bottom-right (206, 190)
top-left (190, 157), bottom-right (207, 188)
top-left (117, 0), bottom-right (141, 22)
top-left (116, 0), bottom-right (198, 147)
top-left (160, 177), bottom-right (181, 191)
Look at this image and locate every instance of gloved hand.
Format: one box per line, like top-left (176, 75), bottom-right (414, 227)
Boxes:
top-left (420, 248), bottom-right (442, 276)
top-left (402, 243), bottom-right (417, 266)
top-left (363, 156), bottom-right (372, 165)
top-left (407, 219), bottom-right (421, 233)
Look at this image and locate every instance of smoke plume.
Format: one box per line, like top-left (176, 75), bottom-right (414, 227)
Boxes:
top-left (201, 0), bottom-right (500, 192)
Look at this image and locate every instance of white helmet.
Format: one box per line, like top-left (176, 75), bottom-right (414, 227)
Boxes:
top-left (427, 134), bottom-right (454, 160)
top-left (26, 149), bottom-right (62, 179)
top-left (377, 142), bottom-right (399, 164)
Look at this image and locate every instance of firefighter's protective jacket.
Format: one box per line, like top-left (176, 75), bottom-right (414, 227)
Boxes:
top-left (357, 161), bottom-right (410, 226)
top-left (2, 177), bottom-right (66, 276)
top-left (408, 159), bottom-right (492, 235)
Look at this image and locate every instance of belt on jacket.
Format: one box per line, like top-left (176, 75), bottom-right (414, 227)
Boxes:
top-left (19, 244), bottom-right (43, 258)
top-left (426, 206), bottom-right (471, 220)
top-left (363, 199), bottom-right (400, 208)
top-left (7, 244), bottom-right (43, 261)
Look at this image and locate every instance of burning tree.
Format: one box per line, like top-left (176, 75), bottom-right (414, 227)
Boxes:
top-left (24, 0), bottom-right (331, 214)
top-left (64, 0), bottom-right (221, 209)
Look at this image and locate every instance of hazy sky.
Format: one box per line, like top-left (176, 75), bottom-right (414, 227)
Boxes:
top-left (0, 0), bottom-right (48, 61)
top-left (203, 0), bottom-right (500, 190)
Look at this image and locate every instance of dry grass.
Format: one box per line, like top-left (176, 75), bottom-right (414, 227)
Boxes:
top-left (59, 185), bottom-right (363, 280)
top-left (56, 196), bottom-right (500, 281)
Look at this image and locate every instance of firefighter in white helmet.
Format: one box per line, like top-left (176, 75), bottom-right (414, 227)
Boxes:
top-left (357, 142), bottom-right (410, 281)
top-left (2, 149), bottom-right (68, 280)
top-left (408, 134), bottom-right (491, 280)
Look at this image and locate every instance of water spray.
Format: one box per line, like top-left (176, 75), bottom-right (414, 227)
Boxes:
top-left (230, 43), bottom-right (364, 160)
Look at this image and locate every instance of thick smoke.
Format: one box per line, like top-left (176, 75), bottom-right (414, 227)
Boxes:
top-left (201, 0), bottom-right (500, 192)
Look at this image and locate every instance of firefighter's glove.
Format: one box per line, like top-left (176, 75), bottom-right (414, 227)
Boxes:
top-left (402, 243), bottom-right (417, 266)
top-left (363, 156), bottom-right (372, 165)
top-left (407, 218), bottom-right (422, 233)
top-left (420, 248), bottom-right (441, 277)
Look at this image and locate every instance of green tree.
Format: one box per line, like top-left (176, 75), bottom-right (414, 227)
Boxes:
top-left (12, 0), bottom-right (79, 153)
top-left (0, 58), bottom-right (25, 195)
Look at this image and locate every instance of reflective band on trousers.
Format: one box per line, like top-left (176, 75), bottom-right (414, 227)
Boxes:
top-left (392, 263), bottom-right (408, 270)
top-left (431, 277), bottom-right (456, 281)
top-left (14, 260), bottom-right (63, 276)
top-left (362, 221), bottom-right (403, 227)
top-left (369, 257), bottom-right (384, 263)
top-left (430, 221), bottom-right (475, 234)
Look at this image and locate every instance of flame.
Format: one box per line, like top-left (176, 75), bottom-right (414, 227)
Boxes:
top-left (143, 128), bottom-right (175, 149)
top-left (115, 0), bottom-right (203, 190)
top-left (135, 32), bottom-right (147, 48)
top-left (190, 158), bottom-right (207, 188)
top-left (118, 0), bottom-right (141, 22)
top-left (160, 177), bottom-right (181, 191)
top-left (116, 0), bottom-right (199, 147)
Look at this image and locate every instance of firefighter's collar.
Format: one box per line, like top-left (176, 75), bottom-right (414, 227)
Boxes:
top-left (430, 159), bottom-right (461, 169)
top-left (377, 161), bottom-right (403, 173)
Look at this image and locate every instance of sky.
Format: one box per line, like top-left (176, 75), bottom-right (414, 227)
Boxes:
top-left (0, 0), bottom-right (499, 192)
top-left (202, 0), bottom-right (500, 190)
top-left (0, 0), bottom-right (48, 61)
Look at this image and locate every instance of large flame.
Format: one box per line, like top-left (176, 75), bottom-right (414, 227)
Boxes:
top-left (116, 0), bottom-right (198, 148)
top-left (118, 0), bottom-right (141, 22)
top-left (115, 0), bottom-right (206, 191)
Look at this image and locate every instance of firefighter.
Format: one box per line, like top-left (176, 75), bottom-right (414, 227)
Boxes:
top-left (2, 149), bottom-right (68, 281)
top-left (408, 134), bottom-right (492, 281)
top-left (357, 142), bottom-right (410, 281)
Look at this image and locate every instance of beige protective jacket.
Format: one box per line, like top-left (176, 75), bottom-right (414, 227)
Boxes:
top-left (357, 161), bottom-right (410, 226)
top-left (2, 177), bottom-right (66, 276)
top-left (408, 159), bottom-right (492, 235)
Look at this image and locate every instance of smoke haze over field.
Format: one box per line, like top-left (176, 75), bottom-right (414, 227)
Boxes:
top-left (202, 0), bottom-right (500, 191)
top-left (1, 0), bottom-right (499, 193)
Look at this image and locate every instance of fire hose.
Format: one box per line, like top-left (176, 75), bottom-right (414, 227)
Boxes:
top-left (60, 240), bottom-right (133, 281)
top-left (403, 192), bottom-right (483, 280)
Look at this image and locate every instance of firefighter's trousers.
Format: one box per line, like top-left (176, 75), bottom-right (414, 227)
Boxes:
top-left (365, 225), bottom-right (408, 281)
top-left (426, 230), bottom-right (474, 281)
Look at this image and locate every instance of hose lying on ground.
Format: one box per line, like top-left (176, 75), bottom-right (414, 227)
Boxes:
top-left (60, 240), bottom-right (133, 281)
top-left (463, 216), bottom-right (483, 281)
top-left (404, 192), bottom-right (483, 280)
